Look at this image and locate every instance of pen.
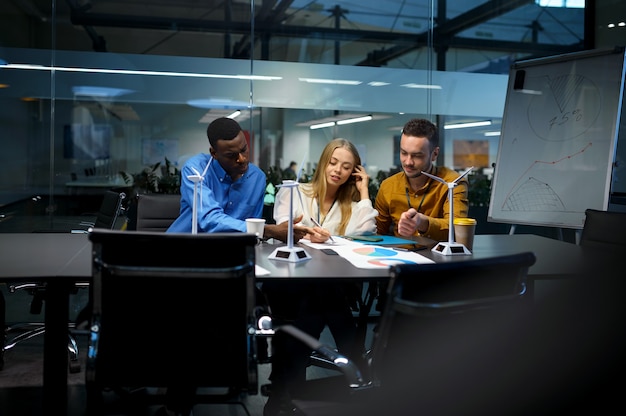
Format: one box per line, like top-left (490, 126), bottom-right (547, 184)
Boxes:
top-left (309, 217), bottom-right (335, 243)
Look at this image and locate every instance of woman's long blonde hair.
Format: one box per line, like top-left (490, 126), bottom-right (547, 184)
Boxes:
top-left (302, 138), bottom-right (362, 235)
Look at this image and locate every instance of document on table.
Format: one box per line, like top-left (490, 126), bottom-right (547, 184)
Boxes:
top-left (300, 237), bottom-right (434, 269)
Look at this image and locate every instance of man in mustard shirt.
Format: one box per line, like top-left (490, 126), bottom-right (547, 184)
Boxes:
top-left (375, 118), bottom-right (469, 241)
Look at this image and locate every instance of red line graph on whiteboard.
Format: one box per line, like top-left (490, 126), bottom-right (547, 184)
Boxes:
top-left (501, 142), bottom-right (592, 211)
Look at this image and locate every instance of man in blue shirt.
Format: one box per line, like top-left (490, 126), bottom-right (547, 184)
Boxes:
top-left (167, 117), bottom-right (306, 242)
top-left (162, 117), bottom-right (307, 415)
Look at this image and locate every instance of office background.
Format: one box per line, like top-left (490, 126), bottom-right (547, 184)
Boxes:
top-left (0, 0), bottom-right (624, 219)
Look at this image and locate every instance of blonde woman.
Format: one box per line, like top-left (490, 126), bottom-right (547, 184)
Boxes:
top-left (273, 138), bottom-right (377, 241)
top-left (264, 138), bottom-right (377, 416)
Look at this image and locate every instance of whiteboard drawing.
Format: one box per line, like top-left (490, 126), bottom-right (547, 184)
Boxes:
top-left (527, 74), bottom-right (601, 142)
top-left (503, 177), bottom-right (565, 211)
top-left (488, 48), bottom-right (625, 229)
top-left (501, 143), bottom-right (592, 212)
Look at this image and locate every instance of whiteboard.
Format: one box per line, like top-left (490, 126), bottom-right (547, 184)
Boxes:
top-left (488, 48), bottom-right (626, 230)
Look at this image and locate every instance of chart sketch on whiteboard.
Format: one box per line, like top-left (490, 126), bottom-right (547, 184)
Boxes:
top-left (501, 143), bottom-right (592, 212)
top-left (489, 48), bottom-right (625, 229)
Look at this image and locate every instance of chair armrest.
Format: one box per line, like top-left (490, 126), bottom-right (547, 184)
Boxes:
top-left (8, 283), bottom-right (42, 293)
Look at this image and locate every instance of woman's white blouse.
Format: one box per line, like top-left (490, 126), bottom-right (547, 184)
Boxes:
top-left (273, 183), bottom-right (378, 236)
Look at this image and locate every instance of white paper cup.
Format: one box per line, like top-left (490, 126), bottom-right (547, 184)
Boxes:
top-left (245, 218), bottom-right (266, 238)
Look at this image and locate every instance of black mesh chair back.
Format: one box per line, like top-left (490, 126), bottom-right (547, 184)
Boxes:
top-left (86, 229), bottom-right (258, 413)
top-left (135, 193), bottom-right (181, 232)
top-left (92, 190), bottom-right (127, 229)
top-left (290, 252), bottom-right (536, 416)
top-left (580, 208), bottom-right (626, 250)
top-left (366, 251), bottom-right (536, 414)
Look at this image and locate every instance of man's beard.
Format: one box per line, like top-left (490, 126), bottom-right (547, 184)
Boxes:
top-left (404, 162), bottom-right (430, 179)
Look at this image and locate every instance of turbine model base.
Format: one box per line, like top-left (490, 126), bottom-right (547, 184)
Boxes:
top-left (431, 241), bottom-right (471, 256)
top-left (268, 246), bottom-right (312, 262)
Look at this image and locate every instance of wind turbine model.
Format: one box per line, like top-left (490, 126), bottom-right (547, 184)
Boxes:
top-left (188, 160), bottom-right (211, 235)
top-left (268, 155), bottom-right (312, 262)
top-left (421, 166), bottom-right (473, 256)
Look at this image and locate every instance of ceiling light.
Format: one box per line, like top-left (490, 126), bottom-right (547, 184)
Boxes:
top-left (72, 86), bottom-right (134, 97)
top-left (298, 78), bottom-right (361, 85)
top-left (444, 120), bottom-right (492, 130)
top-left (198, 109), bottom-right (259, 124)
top-left (517, 89), bottom-right (542, 95)
top-left (336, 115), bottom-right (372, 125)
top-left (484, 131), bottom-right (501, 136)
top-left (368, 81), bottom-right (389, 87)
top-left (309, 114), bottom-right (374, 129)
top-left (0, 63), bottom-right (281, 81)
top-left (227, 110), bottom-right (241, 119)
top-left (310, 121), bottom-right (336, 130)
top-left (187, 98), bottom-right (250, 109)
top-left (301, 113), bottom-right (390, 129)
top-left (401, 83), bottom-right (442, 89)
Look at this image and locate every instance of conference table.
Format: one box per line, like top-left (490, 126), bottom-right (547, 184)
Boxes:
top-left (255, 233), bottom-right (587, 280)
top-left (0, 232), bottom-right (591, 415)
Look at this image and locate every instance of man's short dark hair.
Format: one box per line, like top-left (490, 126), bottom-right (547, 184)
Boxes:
top-left (207, 117), bottom-right (242, 148)
top-left (402, 118), bottom-right (439, 148)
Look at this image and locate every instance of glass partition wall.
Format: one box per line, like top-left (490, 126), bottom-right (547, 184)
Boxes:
top-left (0, 0), bottom-right (586, 231)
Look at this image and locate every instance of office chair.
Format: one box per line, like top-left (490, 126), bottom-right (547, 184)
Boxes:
top-left (2, 190), bottom-right (127, 374)
top-left (280, 252), bottom-right (536, 416)
top-left (75, 190), bottom-right (128, 231)
top-left (579, 208), bottom-right (626, 250)
top-left (134, 193), bottom-right (181, 232)
top-left (85, 229), bottom-right (261, 415)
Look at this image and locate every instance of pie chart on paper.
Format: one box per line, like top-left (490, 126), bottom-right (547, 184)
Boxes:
top-left (367, 258), bottom-right (417, 267)
top-left (353, 247), bottom-right (397, 257)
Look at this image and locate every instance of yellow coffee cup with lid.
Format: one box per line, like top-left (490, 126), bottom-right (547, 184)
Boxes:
top-left (453, 217), bottom-right (477, 252)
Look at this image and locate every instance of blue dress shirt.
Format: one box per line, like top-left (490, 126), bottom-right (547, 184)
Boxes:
top-left (167, 153), bottom-right (266, 233)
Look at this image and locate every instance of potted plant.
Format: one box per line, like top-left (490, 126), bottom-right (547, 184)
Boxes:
top-left (119, 157), bottom-right (181, 195)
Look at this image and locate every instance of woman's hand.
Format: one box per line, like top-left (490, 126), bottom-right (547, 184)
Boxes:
top-left (306, 224), bottom-right (332, 243)
top-left (352, 165), bottom-right (370, 200)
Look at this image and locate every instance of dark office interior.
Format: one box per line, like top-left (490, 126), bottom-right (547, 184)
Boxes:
top-left (2, 1), bottom-right (626, 415)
